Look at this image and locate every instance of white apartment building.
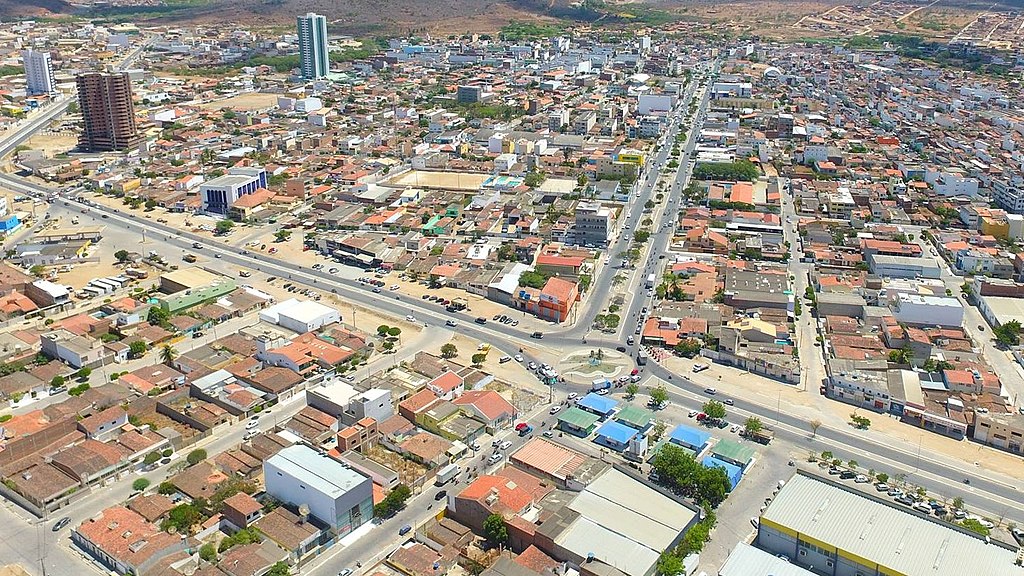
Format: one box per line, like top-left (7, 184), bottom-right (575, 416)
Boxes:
top-left (23, 49), bottom-right (55, 95)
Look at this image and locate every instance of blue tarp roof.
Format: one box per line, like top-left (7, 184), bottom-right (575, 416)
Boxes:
top-left (577, 392), bottom-right (619, 415)
top-left (702, 456), bottom-right (743, 490)
top-left (594, 420), bottom-right (638, 444)
top-left (668, 424), bottom-right (711, 449)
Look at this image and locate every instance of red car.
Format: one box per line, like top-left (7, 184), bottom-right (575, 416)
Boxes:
top-left (696, 413), bottom-right (707, 421)
top-left (630, 368), bottom-right (639, 376)
top-left (515, 422), bottom-right (529, 432)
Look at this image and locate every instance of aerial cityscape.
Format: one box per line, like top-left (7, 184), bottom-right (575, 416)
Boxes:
top-left (0, 1), bottom-right (1022, 575)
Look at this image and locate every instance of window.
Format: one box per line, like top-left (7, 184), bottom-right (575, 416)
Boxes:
top-left (799, 550), bottom-right (806, 557)
top-left (827, 560), bottom-right (834, 568)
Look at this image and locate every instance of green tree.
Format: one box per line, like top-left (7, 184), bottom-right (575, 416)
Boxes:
top-left (656, 552), bottom-right (684, 576)
top-left (440, 343), bottom-right (458, 358)
top-left (633, 230), bottom-right (651, 243)
top-left (148, 306), bottom-right (170, 326)
top-left (215, 219), bottom-right (234, 235)
top-left (158, 481), bottom-right (177, 495)
top-left (374, 484), bottom-right (412, 518)
top-left (199, 542), bottom-right (217, 563)
top-left (674, 338), bottom-right (702, 358)
top-left (888, 346), bottom-right (912, 365)
top-left (29, 265), bottom-right (46, 277)
top-left (483, 513), bottom-right (509, 546)
top-left (625, 383), bottom-right (639, 399)
top-left (266, 563), bottom-right (290, 576)
top-left (471, 353), bottom-right (487, 365)
top-left (876, 472), bottom-right (889, 483)
top-left (651, 444), bottom-right (730, 507)
top-left (649, 385), bottom-right (668, 406)
top-left (993, 320), bottom-right (1021, 346)
top-left (960, 518), bottom-right (990, 536)
top-left (143, 452), bottom-right (161, 465)
top-left (743, 416), bottom-right (762, 436)
top-left (50, 375), bottom-right (65, 388)
top-left (161, 345), bottom-right (177, 364)
top-left (114, 250), bottom-right (131, 262)
top-left (377, 325), bottom-right (390, 336)
top-left (129, 340), bottom-right (148, 357)
top-left (702, 400), bottom-right (726, 421)
top-left (76, 367), bottom-right (92, 380)
top-left (132, 478), bottom-right (151, 491)
top-left (186, 449), bottom-right (207, 466)
top-left (387, 327), bottom-right (401, 339)
top-left (274, 229), bottom-right (291, 242)
top-left (952, 496), bottom-right (964, 510)
top-left (161, 503), bottom-right (203, 534)
top-left (523, 170), bottom-right (546, 188)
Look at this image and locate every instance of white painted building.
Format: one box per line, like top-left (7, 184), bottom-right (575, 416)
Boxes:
top-left (259, 298), bottom-right (340, 334)
top-left (890, 293), bottom-right (964, 327)
top-left (264, 444), bottom-right (373, 534)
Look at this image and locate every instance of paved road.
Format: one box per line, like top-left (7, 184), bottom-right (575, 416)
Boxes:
top-left (2, 55), bottom-right (1021, 572)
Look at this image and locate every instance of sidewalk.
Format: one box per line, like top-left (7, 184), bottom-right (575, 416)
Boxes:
top-left (661, 353), bottom-right (1024, 483)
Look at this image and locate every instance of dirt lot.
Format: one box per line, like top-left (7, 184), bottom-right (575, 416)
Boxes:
top-left (198, 92), bottom-right (279, 111)
top-left (13, 132), bottom-right (78, 159)
top-left (388, 170), bottom-right (489, 191)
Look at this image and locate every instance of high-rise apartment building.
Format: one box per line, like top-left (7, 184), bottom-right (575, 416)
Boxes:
top-left (75, 72), bottom-right (141, 152)
top-left (297, 12), bottom-right (329, 80)
top-left (23, 49), bottom-right (55, 95)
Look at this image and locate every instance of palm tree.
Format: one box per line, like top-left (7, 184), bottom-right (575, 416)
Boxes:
top-left (160, 345), bottom-right (177, 365)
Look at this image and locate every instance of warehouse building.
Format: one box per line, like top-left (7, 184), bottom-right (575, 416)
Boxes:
top-left (264, 444), bottom-right (373, 536)
top-left (533, 467), bottom-right (699, 576)
top-left (757, 472), bottom-right (1024, 576)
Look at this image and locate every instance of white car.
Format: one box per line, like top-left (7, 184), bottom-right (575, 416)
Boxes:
top-left (245, 419), bottom-right (259, 429)
top-left (567, 392), bottom-right (578, 401)
top-left (405, 315), bottom-right (416, 322)
top-left (514, 354), bottom-right (524, 362)
top-left (499, 441), bottom-right (512, 451)
top-left (688, 410), bottom-right (698, 418)
top-left (549, 405), bottom-right (562, 415)
top-left (487, 453), bottom-right (502, 464)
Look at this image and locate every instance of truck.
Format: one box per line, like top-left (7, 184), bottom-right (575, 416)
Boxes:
top-left (435, 463), bottom-right (461, 485)
top-left (742, 426), bottom-right (775, 445)
top-left (591, 378), bottom-right (612, 394)
top-left (645, 273), bottom-right (656, 289)
top-left (636, 349), bottom-right (649, 366)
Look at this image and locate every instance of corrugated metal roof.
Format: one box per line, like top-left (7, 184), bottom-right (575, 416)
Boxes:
top-left (762, 473), bottom-right (1024, 576)
top-left (557, 406), bottom-right (602, 428)
top-left (719, 543), bottom-right (816, 576)
top-left (711, 439), bottom-right (756, 464)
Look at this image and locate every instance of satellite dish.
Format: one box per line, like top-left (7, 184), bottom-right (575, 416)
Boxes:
top-left (299, 503), bottom-right (310, 516)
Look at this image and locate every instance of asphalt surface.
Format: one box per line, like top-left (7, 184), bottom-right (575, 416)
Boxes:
top-left (1, 56), bottom-right (1021, 575)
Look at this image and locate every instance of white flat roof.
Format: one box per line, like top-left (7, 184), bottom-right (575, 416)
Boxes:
top-left (280, 299), bottom-right (338, 323)
top-left (266, 444), bottom-right (367, 498)
top-left (719, 543), bottom-right (815, 576)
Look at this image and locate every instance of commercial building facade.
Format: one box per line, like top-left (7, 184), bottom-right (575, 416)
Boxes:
top-left (76, 72), bottom-right (141, 152)
top-left (199, 167), bottom-right (268, 215)
top-left (264, 444), bottom-right (373, 536)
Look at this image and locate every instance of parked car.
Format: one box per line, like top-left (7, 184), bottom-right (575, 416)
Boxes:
top-left (704, 387), bottom-right (717, 395)
top-left (499, 440), bottom-right (512, 450)
top-left (487, 453), bottom-right (502, 464)
top-left (52, 517), bottom-right (71, 531)
top-left (434, 490), bottom-right (447, 501)
top-left (549, 405), bottom-right (562, 414)
top-left (399, 525), bottom-right (412, 536)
